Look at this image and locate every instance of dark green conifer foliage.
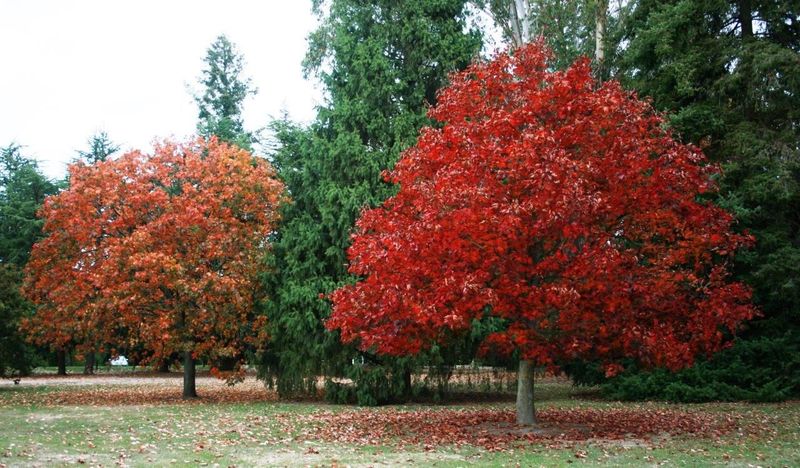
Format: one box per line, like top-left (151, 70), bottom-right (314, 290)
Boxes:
top-left (76, 131), bottom-right (119, 164)
top-left (601, 0), bottom-right (800, 400)
top-left (195, 35), bottom-right (256, 150)
top-left (0, 145), bottom-right (60, 267)
top-left (260, 0), bottom-right (482, 402)
top-left (0, 145), bottom-right (59, 377)
top-left (0, 264), bottom-right (34, 377)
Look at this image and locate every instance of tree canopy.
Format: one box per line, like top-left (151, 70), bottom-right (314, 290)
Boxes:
top-left (328, 43), bottom-right (756, 422)
top-left (22, 139), bottom-right (285, 396)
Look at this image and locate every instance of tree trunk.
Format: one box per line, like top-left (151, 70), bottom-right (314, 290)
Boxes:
top-left (739, 0), bottom-right (753, 38)
top-left (56, 349), bottom-right (67, 376)
top-left (594, 0), bottom-right (608, 80)
top-left (516, 359), bottom-right (536, 425)
top-left (83, 352), bottom-right (95, 375)
top-left (402, 368), bottom-right (412, 400)
top-left (509, 0), bottom-right (532, 47)
top-left (182, 351), bottom-right (198, 399)
top-left (158, 359), bottom-right (171, 373)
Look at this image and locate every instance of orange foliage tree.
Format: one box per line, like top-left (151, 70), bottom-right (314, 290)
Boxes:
top-left (22, 139), bottom-right (285, 397)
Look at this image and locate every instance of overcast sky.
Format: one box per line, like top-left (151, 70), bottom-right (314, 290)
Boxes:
top-left (0, 1), bottom-right (323, 179)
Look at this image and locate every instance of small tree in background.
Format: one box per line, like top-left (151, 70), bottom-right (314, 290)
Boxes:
top-left (194, 35), bottom-right (256, 150)
top-left (328, 43), bottom-right (756, 424)
top-left (23, 139), bottom-right (285, 397)
top-left (76, 131), bottom-right (120, 165)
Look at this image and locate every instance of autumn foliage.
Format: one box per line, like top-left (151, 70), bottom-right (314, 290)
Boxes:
top-left (328, 43), bottom-right (756, 376)
top-left (22, 139), bottom-right (285, 379)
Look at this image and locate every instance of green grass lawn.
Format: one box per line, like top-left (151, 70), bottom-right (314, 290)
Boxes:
top-left (0, 374), bottom-right (797, 467)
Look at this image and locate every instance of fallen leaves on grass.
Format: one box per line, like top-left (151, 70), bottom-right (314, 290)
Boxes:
top-left (0, 380), bottom-right (276, 407)
top-left (2, 376), bottom-right (789, 457)
top-left (290, 407), bottom-right (740, 450)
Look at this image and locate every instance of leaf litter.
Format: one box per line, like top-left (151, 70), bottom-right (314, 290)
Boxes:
top-left (1, 375), bottom-right (785, 455)
top-left (289, 406), bottom-right (749, 451)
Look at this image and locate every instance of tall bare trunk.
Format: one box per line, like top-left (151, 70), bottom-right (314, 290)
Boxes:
top-left (516, 359), bottom-right (536, 425)
top-left (56, 349), bottom-right (67, 376)
top-left (509, 0), bottom-right (532, 47)
top-left (183, 351), bottom-right (198, 399)
top-left (594, 0), bottom-right (608, 79)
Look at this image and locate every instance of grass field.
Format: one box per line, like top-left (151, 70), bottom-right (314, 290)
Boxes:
top-left (0, 372), bottom-right (797, 467)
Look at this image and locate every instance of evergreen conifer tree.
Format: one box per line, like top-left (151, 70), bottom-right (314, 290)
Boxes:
top-left (260, 0), bottom-right (482, 403)
top-left (195, 35), bottom-right (256, 150)
top-left (76, 131), bottom-right (119, 164)
top-left (599, 0), bottom-right (800, 401)
top-left (0, 144), bottom-right (59, 377)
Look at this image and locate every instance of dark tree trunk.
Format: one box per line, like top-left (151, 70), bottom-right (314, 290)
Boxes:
top-left (516, 359), bottom-right (536, 425)
top-left (402, 369), bottom-right (412, 400)
top-left (183, 351), bottom-right (198, 399)
top-left (83, 352), bottom-right (95, 375)
top-left (158, 359), bottom-right (171, 373)
top-left (56, 349), bottom-right (67, 376)
top-left (739, 0), bottom-right (753, 38)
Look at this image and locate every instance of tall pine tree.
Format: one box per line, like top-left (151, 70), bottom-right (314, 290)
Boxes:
top-left (260, 0), bottom-right (482, 403)
top-left (195, 35), bottom-right (256, 150)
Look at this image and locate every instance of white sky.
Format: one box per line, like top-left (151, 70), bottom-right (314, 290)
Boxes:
top-left (0, 1), bottom-right (323, 179)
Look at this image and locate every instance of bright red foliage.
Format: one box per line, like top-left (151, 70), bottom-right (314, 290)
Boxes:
top-left (328, 43), bottom-right (756, 375)
top-left (22, 139), bottom-right (285, 378)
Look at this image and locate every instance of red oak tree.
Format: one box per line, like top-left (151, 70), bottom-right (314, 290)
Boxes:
top-left (23, 139), bottom-right (285, 397)
top-left (328, 43), bottom-right (756, 423)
